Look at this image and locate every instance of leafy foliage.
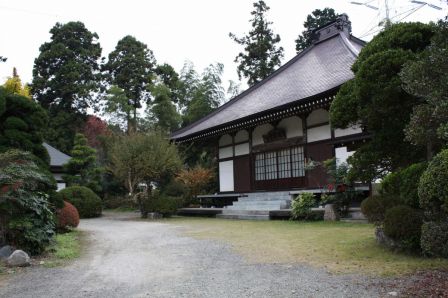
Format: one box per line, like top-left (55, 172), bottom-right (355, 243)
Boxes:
top-left (147, 83), bottom-right (181, 132)
top-left (103, 35), bottom-right (157, 133)
top-left (330, 22), bottom-right (435, 181)
top-left (142, 190), bottom-right (181, 218)
top-left (81, 115), bottom-right (110, 149)
top-left (418, 149), bottom-right (448, 218)
top-left (106, 132), bottom-right (182, 217)
top-left (56, 186), bottom-right (102, 218)
top-left (291, 192), bottom-right (317, 220)
top-left (3, 68), bottom-right (31, 98)
top-left (295, 8), bottom-right (338, 52)
top-left (181, 62), bottom-right (225, 126)
top-left (383, 205), bottom-right (423, 252)
top-left (64, 133), bottom-right (102, 194)
top-left (0, 150), bottom-right (56, 255)
top-left (421, 221), bottom-right (448, 258)
top-left (380, 162), bottom-right (427, 208)
top-left (0, 87), bottom-right (49, 165)
top-left (400, 20), bottom-right (448, 158)
top-left (56, 201), bottom-right (80, 231)
top-left (361, 195), bottom-right (400, 224)
top-left (177, 166), bottom-right (214, 202)
top-left (229, 0), bottom-right (283, 86)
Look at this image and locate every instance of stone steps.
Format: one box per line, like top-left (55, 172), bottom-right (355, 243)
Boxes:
top-left (219, 191), bottom-right (292, 220)
top-left (221, 210), bottom-right (270, 215)
top-left (216, 214), bottom-right (270, 220)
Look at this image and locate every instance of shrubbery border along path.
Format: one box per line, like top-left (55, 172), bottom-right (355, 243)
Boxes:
top-left (0, 212), bottom-right (430, 298)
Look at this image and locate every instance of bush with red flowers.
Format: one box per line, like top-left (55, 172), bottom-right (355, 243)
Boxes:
top-left (56, 201), bottom-right (80, 231)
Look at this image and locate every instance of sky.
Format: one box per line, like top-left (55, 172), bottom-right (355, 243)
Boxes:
top-left (0, 0), bottom-right (446, 92)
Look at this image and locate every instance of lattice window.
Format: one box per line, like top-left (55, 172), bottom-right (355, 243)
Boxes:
top-left (278, 148), bottom-right (291, 179)
top-left (291, 146), bottom-right (305, 177)
top-left (255, 154), bottom-right (265, 181)
top-left (255, 146), bottom-right (305, 181)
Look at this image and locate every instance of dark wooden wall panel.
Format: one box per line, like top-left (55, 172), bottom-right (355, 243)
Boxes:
top-left (234, 155), bottom-right (251, 192)
top-left (306, 142), bottom-right (334, 188)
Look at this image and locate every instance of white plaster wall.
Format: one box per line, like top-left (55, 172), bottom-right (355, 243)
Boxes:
top-left (235, 142), bottom-right (249, 156)
top-left (57, 183), bottom-right (66, 191)
top-left (307, 124), bottom-right (331, 142)
top-left (307, 109), bottom-right (329, 126)
top-left (219, 134), bottom-right (232, 147)
top-left (53, 173), bottom-right (64, 181)
top-left (219, 146), bottom-right (233, 159)
top-left (219, 160), bottom-right (234, 192)
top-left (335, 146), bottom-right (355, 166)
top-left (234, 130), bottom-right (249, 143)
top-left (334, 125), bottom-right (363, 138)
top-left (252, 123), bottom-right (274, 146)
top-left (278, 116), bottom-right (303, 138)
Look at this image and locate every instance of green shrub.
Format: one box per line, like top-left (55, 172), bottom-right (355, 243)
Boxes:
top-left (0, 150), bottom-right (56, 255)
top-left (419, 149), bottom-right (448, 217)
top-left (143, 191), bottom-right (181, 218)
top-left (383, 205), bottom-right (423, 252)
top-left (361, 195), bottom-right (400, 224)
top-left (398, 162), bottom-right (427, 208)
top-left (421, 221), bottom-right (448, 258)
top-left (291, 192), bottom-right (316, 220)
top-left (56, 186), bottom-right (102, 218)
top-left (381, 162), bottom-right (427, 208)
top-left (381, 172), bottom-right (401, 197)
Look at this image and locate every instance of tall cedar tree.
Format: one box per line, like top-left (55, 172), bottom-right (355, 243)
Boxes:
top-left (295, 8), bottom-right (338, 53)
top-left (32, 22), bottom-right (102, 152)
top-left (400, 19), bottom-right (448, 160)
top-left (330, 22), bottom-right (435, 182)
top-left (145, 63), bottom-right (182, 133)
top-left (103, 36), bottom-right (157, 133)
top-left (0, 87), bottom-right (49, 166)
top-left (229, 0), bottom-right (284, 86)
top-left (64, 133), bottom-right (102, 194)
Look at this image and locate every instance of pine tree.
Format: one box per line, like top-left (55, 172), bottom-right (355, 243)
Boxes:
top-left (295, 8), bottom-right (338, 53)
top-left (64, 133), bottom-right (102, 194)
top-left (229, 0), bottom-right (284, 86)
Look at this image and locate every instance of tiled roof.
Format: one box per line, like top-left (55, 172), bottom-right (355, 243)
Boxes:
top-left (171, 16), bottom-right (364, 141)
top-left (43, 142), bottom-right (71, 167)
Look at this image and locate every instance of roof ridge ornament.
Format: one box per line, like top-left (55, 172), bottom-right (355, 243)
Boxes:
top-left (312, 14), bottom-right (352, 44)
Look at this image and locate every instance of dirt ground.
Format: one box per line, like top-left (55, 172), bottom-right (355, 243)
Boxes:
top-left (0, 212), bottom-right (400, 297)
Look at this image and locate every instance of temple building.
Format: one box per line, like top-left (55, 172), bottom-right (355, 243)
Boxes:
top-left (171, 15), bottom-right (368, 218)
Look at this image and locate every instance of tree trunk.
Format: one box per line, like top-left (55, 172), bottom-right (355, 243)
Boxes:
top-left (427, 138), bottom-right (434, 161)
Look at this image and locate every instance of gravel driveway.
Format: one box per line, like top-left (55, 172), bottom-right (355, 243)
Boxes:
top-left (0, 212), bottom-right (392, 297)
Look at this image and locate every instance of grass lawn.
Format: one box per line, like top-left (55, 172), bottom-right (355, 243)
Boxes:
top-left (166, 217), bottom-right (448, 276)
top-left (43, 230), bottom-right (82, 267)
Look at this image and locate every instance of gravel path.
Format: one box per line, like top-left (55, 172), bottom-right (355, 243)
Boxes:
top-left (0, 212), bottom-right (392, 297)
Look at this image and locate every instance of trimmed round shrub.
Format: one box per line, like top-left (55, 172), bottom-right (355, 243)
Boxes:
top-left (56, 201), bottom-right (80, 231)
top-left (421, 221), bottom-right (448, 258)
top-left (291, 192), bottom-right (317, 220)
top-left (56, 186), bottom-right (102, 218)
top-left (398, 162), bottom-right (427, 208)
top-left (142, 191), bottom-right (181, 218)
top-left (361, 195), bottom-right (400, 224)
top-left (381, 172), bottom-right (401, 197)
top-left (381, 162), bottom-right (427, 208)
top-left (383, 205), bottom-right (423, 251)
top-left (419, 149), bottom-right (448, 216)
